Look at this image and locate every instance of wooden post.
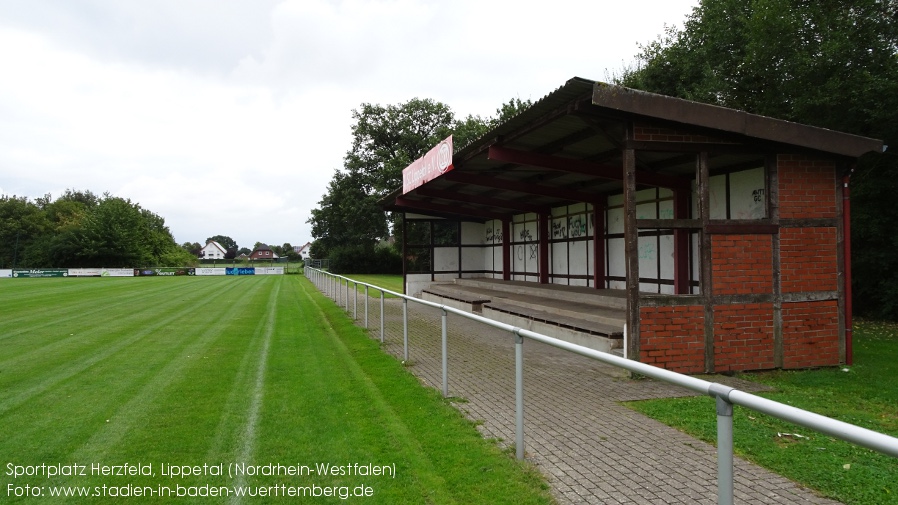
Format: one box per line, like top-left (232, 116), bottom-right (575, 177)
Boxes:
top-left (502, 219), bottom-right (511, 281)
top-left (624, 125), bottom-right (640, 360)
top-left (698, 151), bottom-right (714, 373)
top-left (673, 189), bottom-right (691, 294)
top-left (768, 155), bottom-right (783, 368)
top-left (593, 197), bottom-right (606, 289)
top-left (539, 212), bottom-right (549, 284)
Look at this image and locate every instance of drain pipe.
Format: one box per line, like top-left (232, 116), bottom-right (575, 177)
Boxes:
top-left (843, 173), bottom-right (853, 366)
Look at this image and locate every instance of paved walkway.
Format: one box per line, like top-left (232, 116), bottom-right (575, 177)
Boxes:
top-left (329, 286), bottom-right (840, 504)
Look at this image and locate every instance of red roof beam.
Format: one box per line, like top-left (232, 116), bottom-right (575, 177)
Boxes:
top-left (444, 171), bottom-right (599, 204)
top-left (487, 145), bottom-right (690, 190)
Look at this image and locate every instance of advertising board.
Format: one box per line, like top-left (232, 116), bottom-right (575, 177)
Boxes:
top-left (102, 268), bottom-right (135, 277)
top-left (402, 135), bottom-right (453, 194)
top-left (69, 268), bottom-right (103, 277)
top-left (12, 269), bottom-right (68, 278)
top-left (134, 268), bottom-right (195, 276)
top-left (195, 268), bottom-right (227, 276)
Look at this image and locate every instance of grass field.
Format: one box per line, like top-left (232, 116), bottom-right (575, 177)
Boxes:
top-left (0, 276), bottom-right (552, 504)
top-left (626, 319), bottom-right (898, 505)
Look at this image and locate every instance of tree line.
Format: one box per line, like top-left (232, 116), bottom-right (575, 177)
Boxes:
top-left (0, 189), bottom-right (195, 268)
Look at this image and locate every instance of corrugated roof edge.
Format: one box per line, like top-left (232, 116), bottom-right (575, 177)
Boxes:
top-left (453, 77), bottom-right (596, 159)
top-left (592, 82), bottom-right (883, 158)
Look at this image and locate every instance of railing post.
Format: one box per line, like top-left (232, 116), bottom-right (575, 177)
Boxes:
top-left (353, 282), bottom-right (358, 320)
top-left (402, 298), bottom-right (409, 362)
top-left (364, 286), bottom-right (369, 329)
top-left (379, 290), bottom-right (385, 343)
top-left (710, 383), bottom-right (735, 505)
top-left (515, 330), bottom-right (525, 461)
top-left (441, 308), bottom-right (448, 398)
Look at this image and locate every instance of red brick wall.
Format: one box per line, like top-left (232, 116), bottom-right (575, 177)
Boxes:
top-left (780, 227), bottom-right (838, 293)
top-left (713, 303), bottom-right (775, 371)
top-left (782, 301), bottom-right (840, 368)
top-left (639, 305), bottom-right (705, 374)
top-left (711, 235), bottom-right (774, 295)
top-left (778, 155), bottom-right (837, 219)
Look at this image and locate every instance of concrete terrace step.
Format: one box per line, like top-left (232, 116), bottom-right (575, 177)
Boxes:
top-left (484, 300), bottom-right (623, 339)
top-left (420, 278), bottom-right (627, 351)
top-left (453, 278), bottom-right (628, 310)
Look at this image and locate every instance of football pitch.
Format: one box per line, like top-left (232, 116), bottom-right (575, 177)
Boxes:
top-left (0, 276), bottom-right (552, 504)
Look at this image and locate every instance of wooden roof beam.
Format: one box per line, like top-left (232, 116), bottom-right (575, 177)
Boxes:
top-left (393, 196), bottom-right (508, 221)
top-left (414, 187), bottom-right (550, 214)
top-left (488, 145), bottom-right (690, 190)
top-left (444, 171), bottom-right (599, 204)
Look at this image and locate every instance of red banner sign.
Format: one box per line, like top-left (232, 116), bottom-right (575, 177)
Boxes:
top-left (402, 135), bottom-right (453, 194)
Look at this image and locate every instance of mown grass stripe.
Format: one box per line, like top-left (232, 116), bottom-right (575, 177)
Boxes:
top-left (67, 278), bottom-right (272, 466)
top-left (229, 280), bottom-right (279, 504)
top-left (0, 279), bottom-right (181, 343)
top-left (0, 280), bottom-right (231, 416)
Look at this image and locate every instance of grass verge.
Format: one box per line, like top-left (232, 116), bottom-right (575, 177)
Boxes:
top-left (336, 274), bottom-right (404, 297)
top-left (0, 276), bottom-right (552, 504)
top-left (625, 319), bottom-right (898, 505)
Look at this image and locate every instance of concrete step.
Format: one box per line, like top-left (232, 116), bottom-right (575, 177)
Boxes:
top-left (484, 293), bottom-right (626, 328)
top-left (485, 301), bottom-right (623, 339)
top-left (454, 278), bottom-right (627, 310)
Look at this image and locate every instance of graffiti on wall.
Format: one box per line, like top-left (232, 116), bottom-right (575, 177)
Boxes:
top-left (568, 215), bottom-right (587, 237)
top-left (485, 227), bottom-right (503, 243)
top-left (638, 242), bottom-right (656, 260)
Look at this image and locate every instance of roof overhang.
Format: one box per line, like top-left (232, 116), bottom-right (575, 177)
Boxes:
top-left (382, 78), bottom-right (883, 220)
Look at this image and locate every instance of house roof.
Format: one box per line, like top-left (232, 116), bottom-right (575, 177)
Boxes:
top-left (250, 244), bottom-right (279, 258)
top-left (202, 241), bottom-right (227, 254)
top-left (382, 78), bottom-right (883, 221)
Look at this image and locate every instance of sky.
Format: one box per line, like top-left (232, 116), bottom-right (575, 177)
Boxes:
top-left (0, 0), bottom-right (699, 250)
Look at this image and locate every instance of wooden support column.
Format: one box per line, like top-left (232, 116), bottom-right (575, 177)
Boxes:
top-left (593, 197), bottom-right (607, 289)
top-left (402, 212), bottom-right (408, 294)
top-left (623, 128), bottom-right (640, 360)
top-left (673, 189), bottom-right (691, 294)
top-left (768, 155), bottom-right (783, 368)
top-left (539, 212), bottom-right (549, 284)
top-left (502, 219), bottom-right (511, 281)
top-left (698, 152), bottom-right (714, 373)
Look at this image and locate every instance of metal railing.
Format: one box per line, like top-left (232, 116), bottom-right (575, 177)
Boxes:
top-left (305, 267), bottom-right (898, 505)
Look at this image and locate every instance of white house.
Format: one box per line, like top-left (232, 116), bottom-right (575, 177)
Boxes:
top-left (294, 241), bottom-right (312, 260)
top-left (199, 241), bottom-right (227, 260)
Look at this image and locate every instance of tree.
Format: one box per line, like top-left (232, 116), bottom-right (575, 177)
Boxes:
top-left (308, 95), bottom-right (534, 271)
top-left (206, 235), bottom-right (237, 251)
top-left (308, 169), bottom-right (389, 255)
top-left (344, 98), bottom-right (456, 196)
top-left (0, 196), bottom-right (49, 268)
top-left (617, 0), bottom-right (898, 319)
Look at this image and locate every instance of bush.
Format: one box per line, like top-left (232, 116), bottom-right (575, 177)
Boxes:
top-left (328, 244), bottom-right (401, 275)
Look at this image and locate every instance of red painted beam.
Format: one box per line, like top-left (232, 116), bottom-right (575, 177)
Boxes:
top-left (393, 197), bottom-right (507, 221)
top-left (488, 145), bottom-right (690, 190)
top-left (414, 187), bottom-right (549, 214)
top-left (445, 172), bottom-right (597, 203)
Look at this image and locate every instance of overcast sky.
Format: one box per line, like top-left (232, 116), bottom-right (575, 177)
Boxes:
top-left (0, 0), bottom-right (698, 250)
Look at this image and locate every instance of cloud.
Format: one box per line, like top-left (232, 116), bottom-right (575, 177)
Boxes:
top-left (0, 0), bottom-right (699, 248)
